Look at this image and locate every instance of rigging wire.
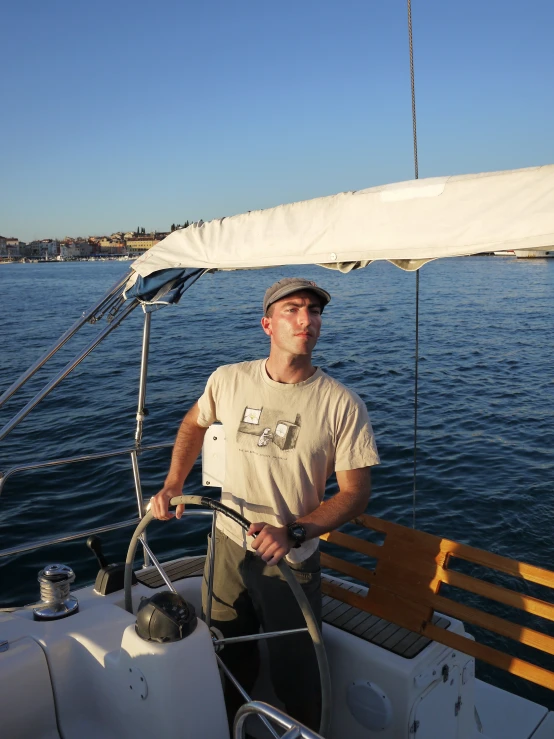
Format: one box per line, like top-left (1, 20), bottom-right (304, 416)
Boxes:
top-left (407, 0), bottom-right (419, 180)
top-left (407, 0), bottom-right (420, 528)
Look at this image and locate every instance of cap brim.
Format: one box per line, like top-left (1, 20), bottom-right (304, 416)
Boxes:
top-left (266, 285), bottom-right (331, 311)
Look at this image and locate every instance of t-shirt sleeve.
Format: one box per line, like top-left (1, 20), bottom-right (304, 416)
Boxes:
top-left (196, 369), bottom-right (220, 428)
top-left (334, 397), bottom-right (380, 471)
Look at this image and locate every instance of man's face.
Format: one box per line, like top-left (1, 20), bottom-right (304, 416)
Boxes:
top-left (261, 290), bottom-right (322, 357)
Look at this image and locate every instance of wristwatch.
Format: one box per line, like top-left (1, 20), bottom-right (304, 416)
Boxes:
top-left (286, 522), bottom-right (307, 548)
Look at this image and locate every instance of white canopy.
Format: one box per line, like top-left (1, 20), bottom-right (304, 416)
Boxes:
top-left (130, 165), bottom-right (554, 280)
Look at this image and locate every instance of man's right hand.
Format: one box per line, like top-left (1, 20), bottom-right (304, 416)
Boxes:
top-left (150, 485), bottom-right (185, 520)
top-left (149, 402), bottom-right (207, 522)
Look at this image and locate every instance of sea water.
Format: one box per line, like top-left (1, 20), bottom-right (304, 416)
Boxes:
top-left (0, 257), bottom-right (553, 704)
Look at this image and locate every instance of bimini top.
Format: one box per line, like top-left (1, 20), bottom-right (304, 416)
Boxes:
top-left (125, 165), bottom-right (554, 304)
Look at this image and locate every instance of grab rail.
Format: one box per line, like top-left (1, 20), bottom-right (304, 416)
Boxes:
top-left (0, 442), bottom-right (173, 497)
top-left (0, 517), bottom-right (140, 559)
top-left (234, 701), bottom-right (323, 739)
top-left (0, 443), bottom-right (174, 561)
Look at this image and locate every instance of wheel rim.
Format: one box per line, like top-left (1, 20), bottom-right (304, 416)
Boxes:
top-left (124, 494), bottom-right (332, 736)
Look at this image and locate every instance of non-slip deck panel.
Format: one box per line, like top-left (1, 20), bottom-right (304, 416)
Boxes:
top-left (135, 556), bottom-right (205, 587)
top-left (321, 577), bottom-right (450, 659)
top-left (135, 556), bottom-right (450, 659)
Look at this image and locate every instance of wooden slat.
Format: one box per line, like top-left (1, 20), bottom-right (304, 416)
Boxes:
top-left (320, 530), bottom-right (382, 559)
top-left (371, 572), bottom-right (554, 658)
top-left (430, 593), bottom-right (554, 657)
top-left (423, 623), bottom-right (554, 693)
top-left (443, 568), bottom-right (554, 623)
top-left (373, 558), bottom-right (554, 624)
top-left (353, 514), bottom-right (554, 589)
top-left (320, 552), bottom-right (374, 586)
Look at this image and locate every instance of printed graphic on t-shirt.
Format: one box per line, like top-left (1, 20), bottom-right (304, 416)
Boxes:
top-left (238, 407), bottom-right (301, 451)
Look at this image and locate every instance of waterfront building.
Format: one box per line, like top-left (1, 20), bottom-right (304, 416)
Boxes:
top-left (60, 241), bottom-right (92, 259)
top-left (19, 240), bottom-right (58, 259)
top-left (98, 238), bottom-right (125, 255)
top-left (127, 231), bottom-right (167, 256)
top-left (0, 236), bottom-right (20, 258)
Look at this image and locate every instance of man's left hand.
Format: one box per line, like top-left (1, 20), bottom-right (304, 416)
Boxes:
top-left (248, 523), bottom-right (291, 566)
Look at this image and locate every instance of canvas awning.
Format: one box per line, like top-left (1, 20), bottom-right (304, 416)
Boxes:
top-left (125, 165), bottom-right (554, 304)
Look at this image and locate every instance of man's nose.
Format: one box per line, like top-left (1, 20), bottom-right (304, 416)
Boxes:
top-left (298, 307), bottom-right (312, 326)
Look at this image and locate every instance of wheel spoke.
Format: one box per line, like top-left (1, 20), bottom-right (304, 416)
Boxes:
top-left (216, 655), bottom-right (282, 739)
top-left (138, 536), bottom-right (177, 594)
top-left (213, 627), bottom-right (309, 646)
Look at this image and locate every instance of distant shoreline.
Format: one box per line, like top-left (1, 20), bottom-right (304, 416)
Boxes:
top-left (0, 256), bottom-right (135, 264)
top-left (1, 253), bottom-right (502, 266)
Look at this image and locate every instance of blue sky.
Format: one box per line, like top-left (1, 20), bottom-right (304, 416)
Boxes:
top-left (2, 0), bottom-right (553, 242)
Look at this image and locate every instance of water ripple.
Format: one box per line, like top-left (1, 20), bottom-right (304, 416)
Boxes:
top-left (1, 258), bottom-right (553, 703)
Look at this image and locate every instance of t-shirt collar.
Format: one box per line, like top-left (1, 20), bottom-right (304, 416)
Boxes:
top-left (261, 359), bottom-right (323, 390)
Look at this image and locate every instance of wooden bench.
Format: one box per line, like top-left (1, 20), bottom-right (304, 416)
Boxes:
top-left (320, 514), bottom-right (554, 691)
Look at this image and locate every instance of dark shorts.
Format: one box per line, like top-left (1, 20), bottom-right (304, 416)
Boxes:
top-left (201, 529), bottom-right (322, 729)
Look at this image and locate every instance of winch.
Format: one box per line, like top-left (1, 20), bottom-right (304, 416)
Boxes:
top-left (33, 563), bottom-right (79, 621)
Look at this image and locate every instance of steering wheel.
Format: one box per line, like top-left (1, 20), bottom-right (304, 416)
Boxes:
top-left (124, 494), bottom-right (332, 737)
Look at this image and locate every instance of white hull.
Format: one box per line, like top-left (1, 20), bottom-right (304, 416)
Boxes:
top-left (1, 556), bottom-right (552, 739)
top-left (514, 249), bottom-right (554, 258)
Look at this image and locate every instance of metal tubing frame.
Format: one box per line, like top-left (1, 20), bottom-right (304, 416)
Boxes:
top-left (0, 518), bottom-right (140, 559)
top-left (130, 450), bottom-right (145, 512)
top-left (131, 310), bottom-right (153, 564)
top-left (0, 442), bottom-right (173, 497)
top-left (131, 450), bottom-right (150, 567)
top-left (234, 701), bottom-right (323, 739)
top-left (0, 273), bottom-right (129, 410)
top-left (134, 311), bottom-right (151, 446)
top-left (0, 298), bottom-right (139, 443)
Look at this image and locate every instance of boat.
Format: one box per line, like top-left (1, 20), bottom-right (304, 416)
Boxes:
top-left (514, 249), bottom-right (554, 258)
top-left (1, 164), bottom-right (554, 739)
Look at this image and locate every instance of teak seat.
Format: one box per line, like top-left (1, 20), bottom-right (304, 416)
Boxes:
top-left (320, 515), bottom-right (554, 691)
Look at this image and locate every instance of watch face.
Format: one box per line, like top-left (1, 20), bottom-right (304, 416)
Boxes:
top-left (288, 523), bottom-right (306, 546)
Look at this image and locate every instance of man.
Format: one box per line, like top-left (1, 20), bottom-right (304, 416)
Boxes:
top-left (151, 277), bottom-right (380, 730)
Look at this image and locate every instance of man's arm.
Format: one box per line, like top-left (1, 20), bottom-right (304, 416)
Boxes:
top-left (249, 467), bottom-right (372, 566)
top-left (151, 402), bottom-right (208, 520)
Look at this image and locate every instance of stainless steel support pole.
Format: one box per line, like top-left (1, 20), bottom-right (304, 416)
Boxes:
top-left (0, 274), bottom-right (129, 409)
top-left (134, 311), bottom-right (151, 446)
top-left (132, 310), bottom-right (152, 565)
top-left (131, 450), bottom-right (150, 567)
top-left (0, 299), bottom-right (138, 442)
top-left (130, 451), bottom-right (145, 516)
top-left (205, 510), bottom-right (217, 629)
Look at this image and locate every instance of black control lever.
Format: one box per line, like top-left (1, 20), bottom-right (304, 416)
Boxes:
top-left (87, 535), bottom-right (109, 569)
top-left (86, 535), bottom-right (136, 595)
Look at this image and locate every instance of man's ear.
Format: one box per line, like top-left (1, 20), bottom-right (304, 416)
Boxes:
top-left (261, 316), bottom-right (272, 336)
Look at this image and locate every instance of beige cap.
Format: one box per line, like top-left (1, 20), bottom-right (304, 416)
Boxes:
top-left (263, 277), bottom-right (331, 314)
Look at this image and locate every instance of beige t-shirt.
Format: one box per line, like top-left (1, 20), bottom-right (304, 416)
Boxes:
top-left (197, 359), bottom-right (380, 562)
